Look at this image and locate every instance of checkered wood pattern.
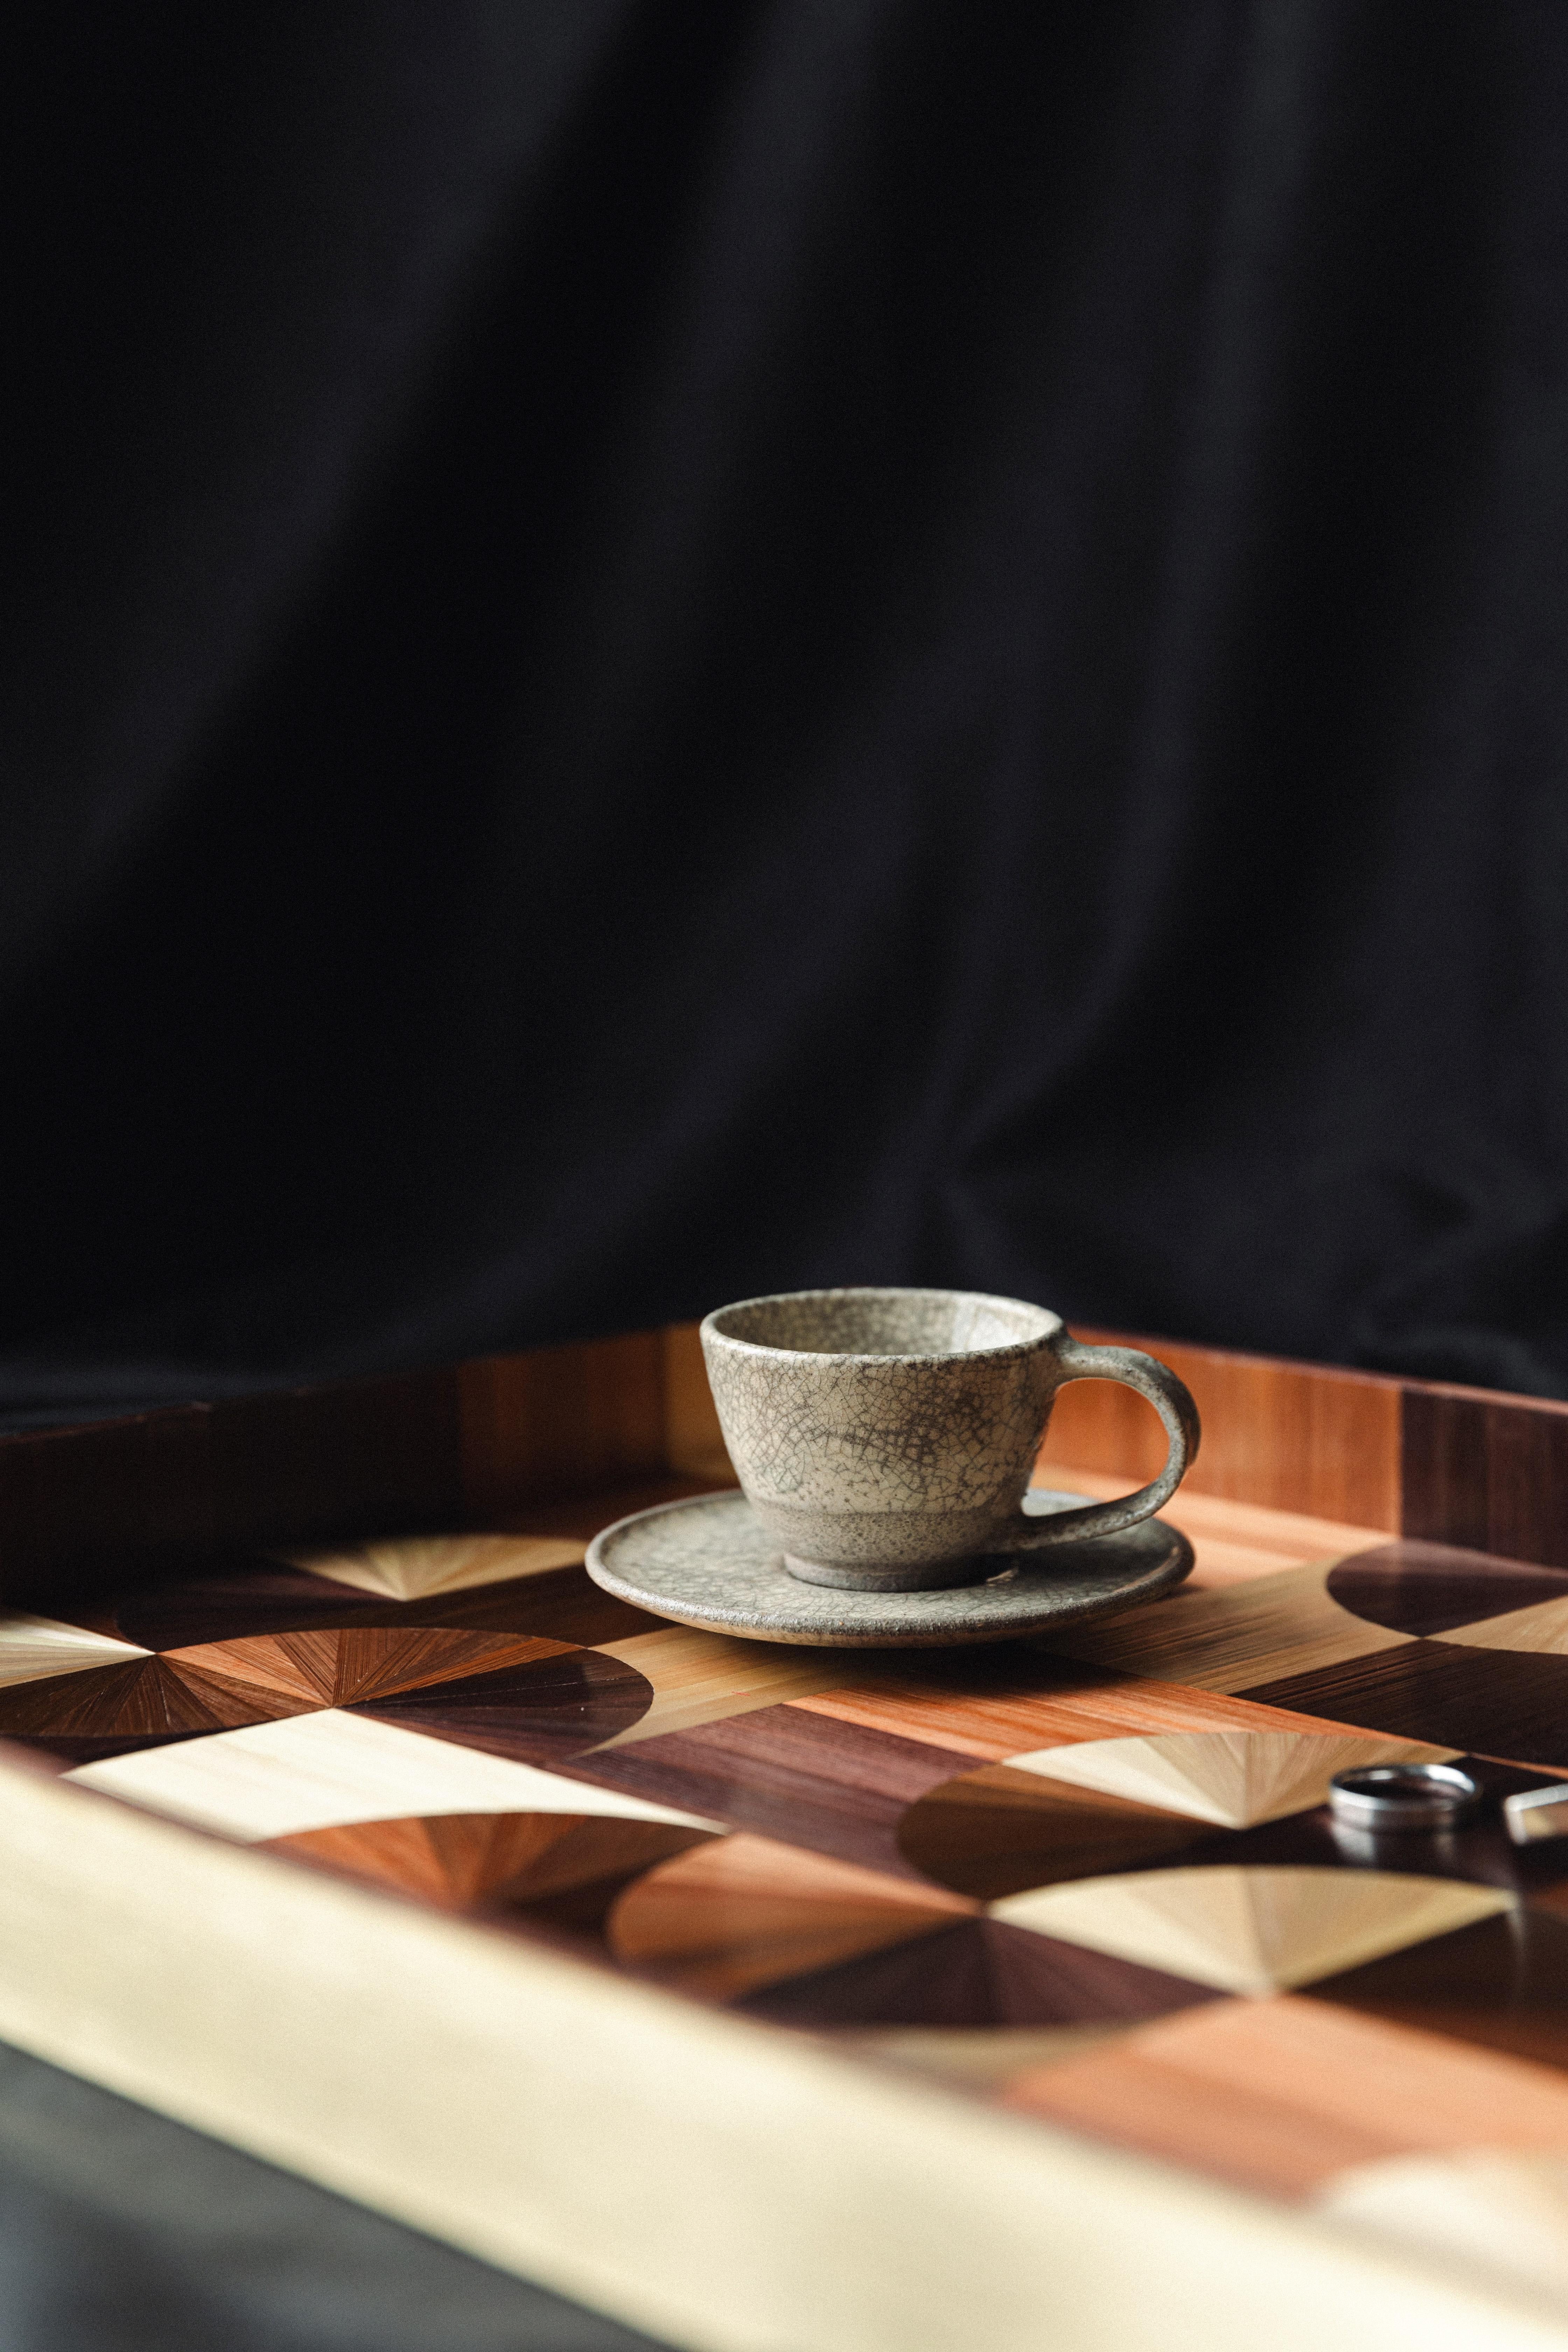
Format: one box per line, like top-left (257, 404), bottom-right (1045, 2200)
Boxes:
top-left (8, 1492), bottom-right (1568, 2210)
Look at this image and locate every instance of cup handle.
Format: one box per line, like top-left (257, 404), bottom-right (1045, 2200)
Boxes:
top-left (993, 1337), bottom-right (1201, 1552)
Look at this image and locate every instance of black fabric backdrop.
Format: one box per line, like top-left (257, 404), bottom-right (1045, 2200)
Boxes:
top-left (7, 0), bottom-right (1568, 1427)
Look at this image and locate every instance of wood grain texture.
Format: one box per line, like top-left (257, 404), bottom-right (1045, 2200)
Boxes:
top-left (1046, 1559), bottom-right (1413, 1694)
top-left (590, 1626), bottom-right (851, 1745)
top-left (0, 1618), bottom-right (656, 1768)
top-left (740, 1916), bottom-right (1222, 2032)
top-left (993, 1868), bottom-right (1511, 1997)
top-left (0, 1370), bottom-right (463, 1604)
top-left (10, 1325), bottom-right (1568, 2343)
top-left (792, 1652), bottom-right (1365, 1760)
top-left (842, 2023), bottom-right (1133, 2088)
top-left (896, 1734), bottom-right (1460, 1903)
top-left (661, 1323), bottom-right (734, 1483)
top-left (1242, 1642), bottom-right (1568, 1768)
top-left (65, 1710), bottom-right (723, 1843)
top-left (1402, 1382), bottom-right (1568, 1570)
top-left (110, 1563), bottom-right (414, 1648)
top-left (14, 1321), bottom-right (1568, 2339)
top-left (0, 1654), bottom-right (266, 1759)
top-left (456, 1334), bottom-right (668, 1519)
top-left (111, 1560), bottom-right (664, 1653)
top-left (898, 1765), bottom-right (1209, 1900)
top-left (1008, 1729), bottom-right (1458, 1829)
top-left (1040, 1466), bottom-right (1393, 1592)
top-left (607, 1833), bottom-right (975, 1999)
top-left (1219, 1756), bottom-right (1568, 1906)
top-left (1327, 1543), bottom-right (1568, 1639)
top-left (1445, 1598), bottom-right (1568, 1656)
top-left (1315, 2151), bottom-right (1568, 2307)
top-left (284, 1533), bottom-right (588, 1600)
top-left (1004, 1996), bottom-right (1568, 2199)
top-left (1039, 1331), bottom-right (1402, 1531)
top-left (0, 1327), bottom-right (723, 1608)
top-left (267, 1810), bottom-right (716, 1930)
top-left (174, 1627), bottom-right (569, 1707)
top-left (16, 1320), bottom-right (1568, 1631)
top-left (901, 1751), bottom-right (1568, 1910)
top-left (365, 1566), bottom-right (666, 1649)
top-left (562, 1704), bottom-right (976, 1879)
top-left (483, 1474), bottom-right (734, 1541)
top-left (0, 1322), bottom-right (1413, 1607)
top-left (1307, 1904), bottom-right (1568, 2075)
top-left (0, 1613), bottom-right (147, 1687)
top-left (351, 1645), bottom-right (654, 1765)
top-left (13, 1768), bottom-right (1546, 2352)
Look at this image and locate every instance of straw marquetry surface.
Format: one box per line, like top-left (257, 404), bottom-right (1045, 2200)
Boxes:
top-left (8, 1478), bottom-right (1568, 2238)
top-left (10, 1328), bottom-right (1568, 2344)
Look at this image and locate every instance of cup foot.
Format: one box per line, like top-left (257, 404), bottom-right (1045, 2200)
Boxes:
top-left (781, 1551), bottom-right (999, 1594)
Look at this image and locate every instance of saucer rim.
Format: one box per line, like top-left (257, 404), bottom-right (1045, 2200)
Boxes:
top-left (584, 1487), bottom-right (1193, 1648)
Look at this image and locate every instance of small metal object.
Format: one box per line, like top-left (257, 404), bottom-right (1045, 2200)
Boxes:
top-left (1328, 1762), bottom-right (1480, 1832)
top-left (1504, 1784), bottom-right (1568, 1845)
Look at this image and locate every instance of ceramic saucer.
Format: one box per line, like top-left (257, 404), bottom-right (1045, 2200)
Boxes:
top-left (585, 1488), bottom-right (1192, 1648)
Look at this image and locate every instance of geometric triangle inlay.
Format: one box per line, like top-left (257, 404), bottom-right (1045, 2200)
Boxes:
top-left (992, 1868), bottom-right (1513, 1995)
top-left (607, 1832), bottom-right (976, 2000)
top-left (1007, 1731), bottom-right (1461, 1829)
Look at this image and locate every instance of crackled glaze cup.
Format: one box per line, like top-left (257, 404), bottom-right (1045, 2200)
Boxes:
top-left (699, 1287), bottom-right (1200, 1593)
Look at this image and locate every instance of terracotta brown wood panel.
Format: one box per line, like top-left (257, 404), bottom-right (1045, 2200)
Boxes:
top-left (457, 1333), bottom-right (668, 1518)
top-left (0, 1619), bottom-right (655, 1772)
top-left (332, 1627), bottom-right (566, 1706)
top-left (170, 1635), bottom-right (338, 1708)
top-left (660, 1324), bottom-right (733, 1480)
top-left (156, 1626), bottom-right (567, 1708)
top-left (1039, 1330), bottom-right (1402, 1532)
top-left (1400, 1380), bottom-right (1568, 1568)
top-left (1002, 1994), bottom-right (1568, 2199)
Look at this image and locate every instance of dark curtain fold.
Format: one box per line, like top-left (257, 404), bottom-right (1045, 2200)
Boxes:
top-left (5, 0), bottom-right (1568, 1424)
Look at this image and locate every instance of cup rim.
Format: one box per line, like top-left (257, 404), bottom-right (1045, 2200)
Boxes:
top-left (700, 1285), bottom-right (1061, 1365)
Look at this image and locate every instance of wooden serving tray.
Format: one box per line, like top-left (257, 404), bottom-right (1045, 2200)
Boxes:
top-left (4, 1326), bottom-right (1568, 2352)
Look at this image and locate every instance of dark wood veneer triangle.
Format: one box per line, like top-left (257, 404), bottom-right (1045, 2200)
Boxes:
top-left (740, 1918), bottom-right (1219, 2030)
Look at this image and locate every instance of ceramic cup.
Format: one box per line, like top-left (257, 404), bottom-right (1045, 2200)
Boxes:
top-left (700, 1286), bottom-right (1200, 1592)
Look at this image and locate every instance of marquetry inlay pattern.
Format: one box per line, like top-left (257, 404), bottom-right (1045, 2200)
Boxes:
top-left (13, 1475), bottom-right (1568, 2221)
